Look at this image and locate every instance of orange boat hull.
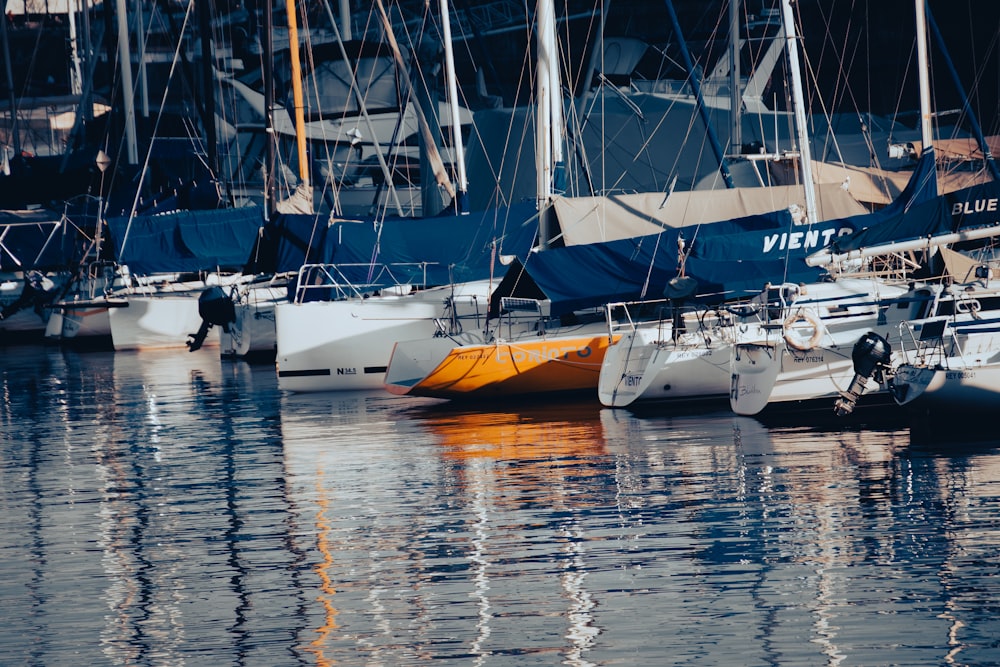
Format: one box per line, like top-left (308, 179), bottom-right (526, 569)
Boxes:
top-left (402, 334), bottom-right (619, 399)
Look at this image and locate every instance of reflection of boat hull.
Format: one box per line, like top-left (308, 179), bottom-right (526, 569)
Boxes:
top-left (385, 329), bottom-right (615, 399)
top-left (275, 281), bottom-right (493, 392)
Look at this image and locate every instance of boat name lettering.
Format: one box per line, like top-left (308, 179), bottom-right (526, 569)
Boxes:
top-left (762, 227), bottom-right (851, 254)
top-left (676, 349), bottom-right (712, 359)
top-left (624, 374), bottom-right (643, 387)
top-left (498, 344), bottom-right (592, 364)
top-left (791, 354), bottom-right (825, 363)
top-left (952, 198), bottom-right (999, 216)
top-left (945, 371), bottom-right (975, 380)
top-left (336, 368), bottom-right (357, 375)
top-left (738, 384), bottom-right (761, 397)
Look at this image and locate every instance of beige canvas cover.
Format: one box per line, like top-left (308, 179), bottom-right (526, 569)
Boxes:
top-left (772, 154), bottom-right (998, 207)
top-left (552, 183), bottom-right (868, 246)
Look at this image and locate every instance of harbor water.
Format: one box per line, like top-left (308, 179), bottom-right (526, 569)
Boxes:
top-left (2, 344), bottom-right (999, 666)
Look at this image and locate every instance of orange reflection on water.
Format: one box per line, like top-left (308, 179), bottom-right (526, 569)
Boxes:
top-left (420, 401), bottom-right (608, 462)
top-left (417, 400), bottom-right (609, 515)
top-left (303, 472), bottom-right (339, 667)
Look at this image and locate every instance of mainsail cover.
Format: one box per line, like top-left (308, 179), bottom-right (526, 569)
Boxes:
top-left (262, 202), bottom-right (539, 288)
top-left (827, 178), bottom-right (1000, 255)
top-left (107, 207), bottom-right (265, 274)
top-left (323, 203), bottom-right (539, 287)
top-left (512, 151), bottom-right (940, 314)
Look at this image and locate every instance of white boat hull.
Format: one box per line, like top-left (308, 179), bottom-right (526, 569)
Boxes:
top-left (729, 279), bottom-right (914, 415)
top-left (109, 294), bottom-right (219, 351)
top-left (219, 284), bottom-right (287, 359)
top-left (598, 326), bottom-right (732, 407)
top-left (893, 358), bottom-right (1000, 412)
top-left (730, 340), bottom-right (784, 415)
top-left (275, 281), bottom-right (492, 392)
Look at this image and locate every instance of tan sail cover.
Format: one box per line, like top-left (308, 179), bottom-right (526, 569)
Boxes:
top-left (552, 183), bottom-right (867, 246)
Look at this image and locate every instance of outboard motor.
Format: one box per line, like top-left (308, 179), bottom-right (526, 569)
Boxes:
top-left (187, 285), bottom-right (237, 352)
top-left (834, 332), bottom-right (892, 416)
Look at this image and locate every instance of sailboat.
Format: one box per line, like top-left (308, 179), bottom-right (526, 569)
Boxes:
top-left (268, 0), bottom-right (546, 392)
top-left (796, 184), bottom-right (1000, 434)
top-left (598, 147), bottom-right (940, 410)
top-left (383, 0), bottom-right (907, 403)
top-left (382, 0), bottom-right (614, 400)
top-left (728, 0), bottom-right (1000, 419)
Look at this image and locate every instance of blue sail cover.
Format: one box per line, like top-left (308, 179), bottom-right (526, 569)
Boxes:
top-left (107, 207), bottom-right (265, 274)
top-left (515, 152), bottom-right (941, 314)
top-left (250, 213), bottom-right (333, 274)
top-left (829, 178), bottom-right (1000, 254)
top-left (516, 215), bottom-right (848, 313)
top-left (305, 202), bottom-right (540, 288)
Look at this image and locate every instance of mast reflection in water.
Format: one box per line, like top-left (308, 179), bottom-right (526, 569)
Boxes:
top-left (2, 345), bottom-right (999, 665)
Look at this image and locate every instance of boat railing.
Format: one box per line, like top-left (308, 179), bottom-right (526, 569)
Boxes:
top-left (496, 297), bottom-right (548, 338)
top-left (604, 298), bottom-right (757, 344)
top-left (433, 290), bottom-right (489, 338)
top-left (291, 262), bottom-right (436, 304)
top-left (604, 298), bottom-right (674, 340)
top-left (897, 317), bottom-right (950, 367)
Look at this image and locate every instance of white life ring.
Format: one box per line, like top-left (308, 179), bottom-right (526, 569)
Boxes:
top-left (783, 310), bottom-right (823, 351)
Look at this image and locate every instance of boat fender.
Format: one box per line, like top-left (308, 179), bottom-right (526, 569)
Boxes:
top-left (783, 310), bottom-right (823, 351)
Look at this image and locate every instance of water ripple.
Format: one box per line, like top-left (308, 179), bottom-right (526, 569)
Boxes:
top-left (2, 347), bottom-right (1000, 664)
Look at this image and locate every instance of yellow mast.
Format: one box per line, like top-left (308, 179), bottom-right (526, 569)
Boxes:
top-left (285, 0), bottom-right (310, 188)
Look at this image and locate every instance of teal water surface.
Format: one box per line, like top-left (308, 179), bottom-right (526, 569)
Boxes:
top-left (2, 345), bottom-right (999, 666)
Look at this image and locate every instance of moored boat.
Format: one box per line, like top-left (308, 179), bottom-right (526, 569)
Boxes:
top-left (384, 293), bottom-right (613, 399)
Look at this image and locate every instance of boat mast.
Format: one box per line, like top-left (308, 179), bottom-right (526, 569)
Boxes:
top-left (263, 0), bottom-right (275, 220)
top-left (115, 0), bottom-right (139, 164)
top-left (199, 0), bottom-right (218, 177)
top-left (0, 5), bottom-right (19, 157)
top-left (545, 0), bottom-right (563, 195)
top-left (779, 0), bottom-right (817, 224)
top-left (535, 0), bottom-right (554, 206)
top-left (914, 0), bottom-right (933, 160)
top-left (67, 0), bottom-right (84, 95)
top-left (663, 0), bottom-right (734, 189)
top-left (135, 0), bottom-right (149, 119)
top-left (439, 0), bottom-right (468, 214)
top-left (729, 0), bottom-right (741, 151)
top-left (285, 0), bottom-right (312, 212)
top-left (338, 0), bottom-right (351, 40)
